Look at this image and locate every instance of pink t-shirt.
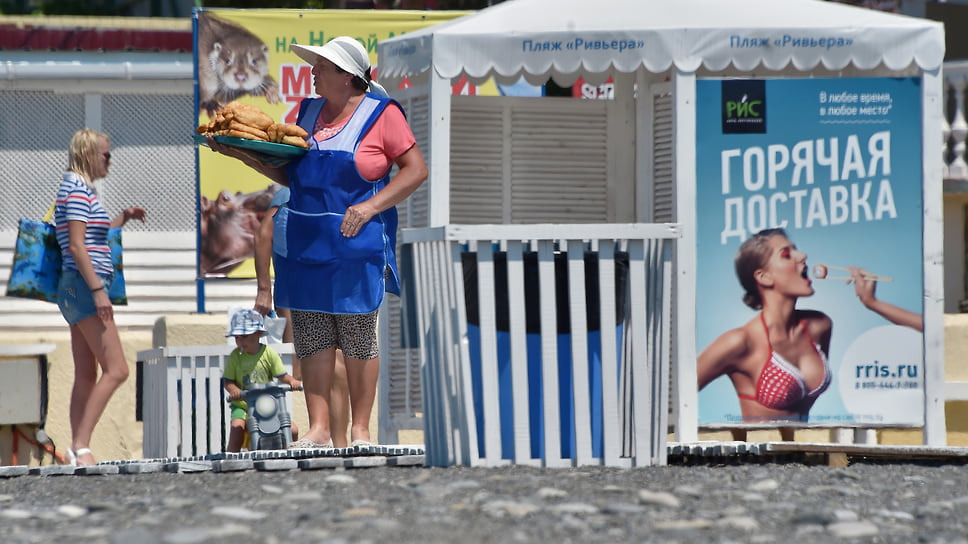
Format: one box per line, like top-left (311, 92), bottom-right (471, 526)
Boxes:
top-left (314, 102), bottom-right (416, 181)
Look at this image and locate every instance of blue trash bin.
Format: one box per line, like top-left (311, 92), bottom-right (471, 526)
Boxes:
top-left (463, 249), bottom-right (628, 460)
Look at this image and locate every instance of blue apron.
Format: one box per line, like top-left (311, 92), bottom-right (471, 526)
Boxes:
top-left (273, 94), bottom-right (401, 314)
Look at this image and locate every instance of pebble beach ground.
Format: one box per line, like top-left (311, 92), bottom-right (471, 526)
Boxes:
top-left (1, 451), bottom-right (967, 544)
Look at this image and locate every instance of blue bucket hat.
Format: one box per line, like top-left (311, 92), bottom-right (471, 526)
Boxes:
top-left (226, 308), bottom-right (266, 337)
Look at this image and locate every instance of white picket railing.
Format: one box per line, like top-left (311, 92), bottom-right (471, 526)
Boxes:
top-left (138, 343), bottom-right (295, 459)
top-left (402, 223), bottom-right (681, 468)
top-left (946, 61), bottom-right (968, 182)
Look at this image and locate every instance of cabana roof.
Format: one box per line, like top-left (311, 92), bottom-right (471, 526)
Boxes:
top-left (379, 0), bottom-right (944, 86)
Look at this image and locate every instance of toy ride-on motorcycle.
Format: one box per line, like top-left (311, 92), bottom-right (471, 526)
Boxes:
top-left (236, 382), bottom-right (298, 451)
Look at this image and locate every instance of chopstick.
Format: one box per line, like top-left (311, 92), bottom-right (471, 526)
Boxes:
top-left (813, 264), bottom-right (893, 282)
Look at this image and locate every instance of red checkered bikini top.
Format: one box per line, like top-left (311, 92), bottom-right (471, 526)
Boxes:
top-left (737, 313), bottom-right (831, 411)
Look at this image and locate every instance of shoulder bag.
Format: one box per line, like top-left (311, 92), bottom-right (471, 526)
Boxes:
top-left (6, 203), bottom-right (127, 305)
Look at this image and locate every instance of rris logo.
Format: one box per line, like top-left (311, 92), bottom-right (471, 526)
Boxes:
top-left (721, 80), bottom-right (766, 133)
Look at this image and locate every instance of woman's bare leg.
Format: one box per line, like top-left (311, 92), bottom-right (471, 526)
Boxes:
top-left (70, 315), bottom-right (130, 465)
top-left (68, 324), bottom-right (96, 445)
top-left (299, 347), bottom-right (337, 445)
top-left (344, 355), bottom-right (379, 443)
top-left (330, 350), bottom-right (350, 447)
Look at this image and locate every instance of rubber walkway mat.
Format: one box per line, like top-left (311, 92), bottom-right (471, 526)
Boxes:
top-left (0, 444), bottom-right (426, 477)
top-left (668, 441), bottom-right (968, 467)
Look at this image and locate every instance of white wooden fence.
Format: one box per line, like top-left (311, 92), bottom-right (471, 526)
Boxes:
top-left (138, 343), bottom-right (295, 459)
top-left (403, 223), bottom-right (680, 467)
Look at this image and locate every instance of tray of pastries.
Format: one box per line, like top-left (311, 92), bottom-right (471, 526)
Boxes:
top-left (196, 100), bottom-right (309, 161)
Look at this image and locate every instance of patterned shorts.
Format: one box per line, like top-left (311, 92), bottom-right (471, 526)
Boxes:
top-left (290, 310), bottom-right (379, 360)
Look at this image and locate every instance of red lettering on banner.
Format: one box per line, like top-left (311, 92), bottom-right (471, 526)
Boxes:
top-left (283, 97), bottom-right (303, 124)
top-left (278, 63), bottom-right (474, 113)
top-left (280, 64), bottom-right (312, 96)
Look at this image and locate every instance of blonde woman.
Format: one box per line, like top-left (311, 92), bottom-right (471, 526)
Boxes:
top-left (55, 129), bottom-right (146, 466)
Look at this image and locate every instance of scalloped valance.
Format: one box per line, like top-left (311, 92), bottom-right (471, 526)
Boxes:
top-left (378, 0), bottom-right (944, 85)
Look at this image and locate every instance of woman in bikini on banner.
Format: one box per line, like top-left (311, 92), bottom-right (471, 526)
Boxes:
top-left (697, 228), bottom-right (832, 441)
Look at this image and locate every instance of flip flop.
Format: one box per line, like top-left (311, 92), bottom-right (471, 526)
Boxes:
top-left (288, 438), bottom-right (333, 450)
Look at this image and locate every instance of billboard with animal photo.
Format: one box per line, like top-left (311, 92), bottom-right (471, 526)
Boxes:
top-left (193, 9), bottom-right (468, 278)
top-left (695, 77), bottom-right (925, 429)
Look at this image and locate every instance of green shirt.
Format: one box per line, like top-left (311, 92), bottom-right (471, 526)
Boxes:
top-left (222, 344), bottom-right (287, 412)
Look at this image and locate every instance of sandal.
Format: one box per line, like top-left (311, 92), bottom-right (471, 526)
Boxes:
top-left (351, 439), bottom-right (374, 447)
top-left (66, 448), bottom-right (93, 467)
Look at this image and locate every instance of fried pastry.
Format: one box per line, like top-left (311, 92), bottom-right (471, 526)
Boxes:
top-left (227, 120), bottom-right (269, 141)
top-left (267, 123), bottom-right (309, 145)
top-left (223, 100), bottom-right (273, 130)
top-left (198, 102), bottom-right (308, 149)
top-left (281, 135), bottom-right (310, 148)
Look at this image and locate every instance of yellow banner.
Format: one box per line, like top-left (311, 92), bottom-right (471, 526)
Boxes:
top-left (195, 9), bottom-right (469, 278)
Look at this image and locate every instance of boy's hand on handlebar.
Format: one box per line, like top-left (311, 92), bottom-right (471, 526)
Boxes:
top-left (292, 380), bottom-right (303, 392)
top-left (229, 390), bottom-right (241, 401)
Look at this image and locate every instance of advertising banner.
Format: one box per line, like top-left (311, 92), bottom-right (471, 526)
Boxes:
top-left (695, 77), bottom-right (924, 427)
top-left (194, 9), bottom-right (467, 278)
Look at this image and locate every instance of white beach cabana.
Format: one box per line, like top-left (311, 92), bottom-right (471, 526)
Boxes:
top-left (377, 0), bottom-right (946, 466)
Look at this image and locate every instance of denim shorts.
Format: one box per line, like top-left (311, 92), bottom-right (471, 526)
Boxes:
top-left (57, 269), bottom-right (114, 325)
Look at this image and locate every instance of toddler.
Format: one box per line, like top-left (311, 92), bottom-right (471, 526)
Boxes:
top-left (222, 308), bottom-right (301, 452)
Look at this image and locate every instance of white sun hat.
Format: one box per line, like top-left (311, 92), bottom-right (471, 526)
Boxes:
top-left (290, 36), bottom-right (388, 97)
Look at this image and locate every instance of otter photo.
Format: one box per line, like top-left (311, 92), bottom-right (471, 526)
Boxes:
top-left (197, 11), bottom-right (282, 117)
